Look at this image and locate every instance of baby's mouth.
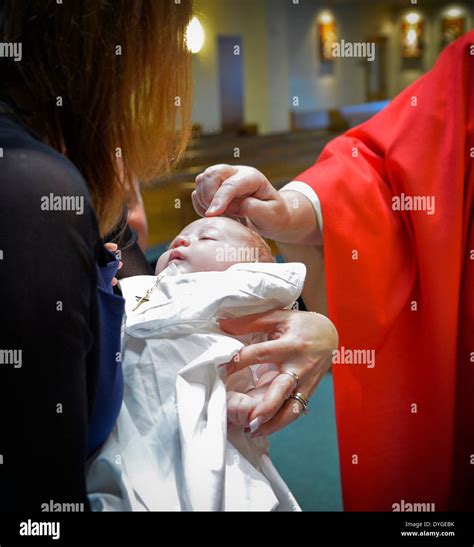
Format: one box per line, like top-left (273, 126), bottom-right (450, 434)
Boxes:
top-left (168, 249), bottom-right (185, 264)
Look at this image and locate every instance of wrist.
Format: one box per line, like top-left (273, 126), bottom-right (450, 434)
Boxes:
top-left (273, 190), bottom-right (321, 245)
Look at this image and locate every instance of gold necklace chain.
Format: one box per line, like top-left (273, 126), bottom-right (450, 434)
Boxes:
top-left (132, 268), bottom-right (169, 312)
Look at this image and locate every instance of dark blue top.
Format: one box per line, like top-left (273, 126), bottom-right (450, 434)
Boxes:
top-left (0, 102), bottom-right (125, 510)
top-left (89, 252), bottom-right (125, 456)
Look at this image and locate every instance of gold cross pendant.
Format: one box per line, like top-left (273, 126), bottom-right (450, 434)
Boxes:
top-left (132, 293), bottom-right (151, 312)
top-left (131, 269), bottom-right (168, 312)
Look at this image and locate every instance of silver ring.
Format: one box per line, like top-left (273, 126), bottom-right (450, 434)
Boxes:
top-left (281, 371), bottom-right (299, 390)
top-left (289, 391), bottom-right (309, 415)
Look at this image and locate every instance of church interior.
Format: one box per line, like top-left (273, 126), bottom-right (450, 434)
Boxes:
top-left (139, 0), bottom-right (473, 510)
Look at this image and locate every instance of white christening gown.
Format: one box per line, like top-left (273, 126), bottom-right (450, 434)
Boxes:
top-left (86, 262), bottom-right (306, 511)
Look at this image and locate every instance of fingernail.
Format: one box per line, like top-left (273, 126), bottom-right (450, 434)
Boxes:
top-left (206, 201), bottom-right (221, 215)
top-left (249, 416), bottom-right (262, 434)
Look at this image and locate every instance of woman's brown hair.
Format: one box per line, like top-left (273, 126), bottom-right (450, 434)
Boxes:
top-left (0, 0), bottom-right (193, 236)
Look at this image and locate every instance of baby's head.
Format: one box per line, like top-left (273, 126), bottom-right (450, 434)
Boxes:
top-left (156, 217), bottom-right (274, 275)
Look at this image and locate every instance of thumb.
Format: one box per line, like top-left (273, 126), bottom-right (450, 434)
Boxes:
top-left (205, 172), bottom-right (263, 217)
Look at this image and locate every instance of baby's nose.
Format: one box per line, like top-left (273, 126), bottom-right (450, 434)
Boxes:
top-left (172, 235), bottom-right (191, 248)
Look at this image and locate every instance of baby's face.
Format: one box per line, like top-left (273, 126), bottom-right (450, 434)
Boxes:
top-left (156, 217), bottom-right (258, 275)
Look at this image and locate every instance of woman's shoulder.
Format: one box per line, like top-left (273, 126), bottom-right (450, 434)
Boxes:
top-left (0, 114), bottom-right (98, 236)
top-left (0, 114), bottom-right (91, 199)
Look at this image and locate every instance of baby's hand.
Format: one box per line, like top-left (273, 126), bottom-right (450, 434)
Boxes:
top-left (104, 242), bottom-right (123, 286)
top-left (226, 364), bottom-right (280, 431)
top-left (226, 391), bottom-right (258, 429)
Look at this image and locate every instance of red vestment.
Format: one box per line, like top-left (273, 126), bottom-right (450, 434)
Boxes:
top-left (297, 32), bottom-right (474, 511)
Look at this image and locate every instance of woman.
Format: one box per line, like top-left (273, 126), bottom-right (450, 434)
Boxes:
top-left (194, 31), bottom-right (474, 511)
top-left (0, 0), bottom-right (337, 511)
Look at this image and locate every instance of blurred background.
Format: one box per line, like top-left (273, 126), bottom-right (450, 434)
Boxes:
top-left (138, 0), bottom-right (473, 510)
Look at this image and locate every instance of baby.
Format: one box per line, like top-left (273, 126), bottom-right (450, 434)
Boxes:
top-left (155, 216), bottom-right (279, 427)
top-left (87, 216), bottom-right (306, 511)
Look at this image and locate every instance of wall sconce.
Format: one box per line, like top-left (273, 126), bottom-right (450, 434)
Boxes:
top-left (318, 11), bottom-right (337, 62)
top-left (186, 16), bottom-right (205, 54)
top-left (441, 6), bottom-right (467, 48)
top-left (401, 12), bottom-right (424, 59)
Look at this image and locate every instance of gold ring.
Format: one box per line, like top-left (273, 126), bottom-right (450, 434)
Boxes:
top-left (281, 371), bottom-right (299, 389)
top-left (289, 391), bottom-right (309, 415)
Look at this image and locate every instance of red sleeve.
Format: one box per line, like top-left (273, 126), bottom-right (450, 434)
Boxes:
top-left (296, 32), bottom-right (474, 510)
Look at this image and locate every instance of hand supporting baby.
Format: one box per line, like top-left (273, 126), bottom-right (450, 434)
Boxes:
top-left (225, 364), bottom-right (280, 435)
top-left (194, 166), bottom-right (338, 438)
